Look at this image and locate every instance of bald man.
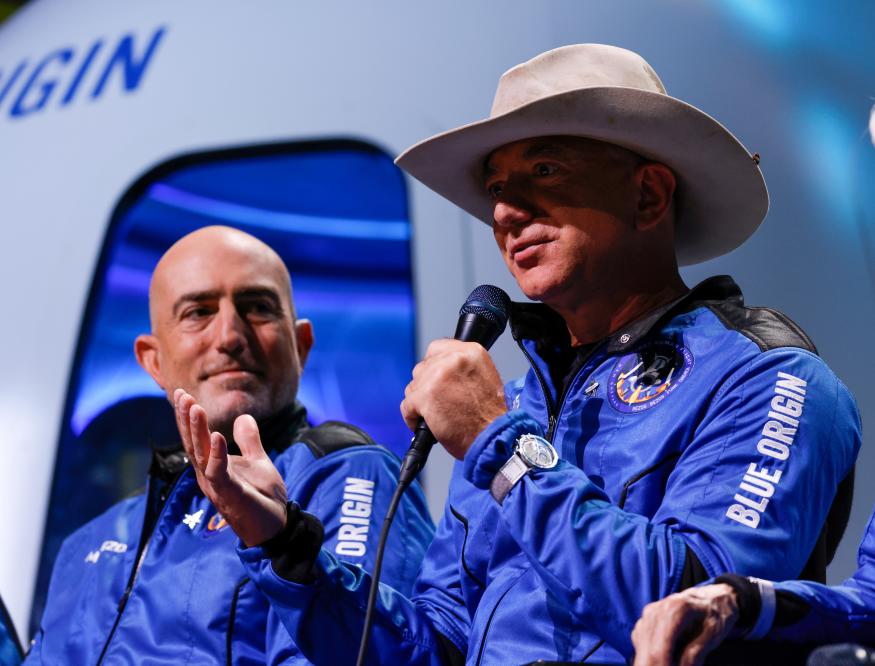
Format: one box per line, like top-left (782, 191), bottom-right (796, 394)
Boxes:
top-left (26, 226), bottom-right (434, 664)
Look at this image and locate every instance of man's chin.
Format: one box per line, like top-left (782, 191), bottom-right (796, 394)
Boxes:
top-left (199, 390), bottom-right (268, 433)
top-left (514, 267), bottom-right (578, 309)
top-left (518, 280), bottom-right (561, 306)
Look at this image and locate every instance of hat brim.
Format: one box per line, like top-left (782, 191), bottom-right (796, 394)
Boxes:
top-left (396, 86), bottom-right (768, 266)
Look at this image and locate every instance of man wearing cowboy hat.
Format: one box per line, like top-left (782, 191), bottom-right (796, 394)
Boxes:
top-left (178, 45), bottom-right (860, 663)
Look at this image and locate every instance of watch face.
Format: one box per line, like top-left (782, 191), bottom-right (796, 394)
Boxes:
top-left (516, 434), bottom-right (558, 469)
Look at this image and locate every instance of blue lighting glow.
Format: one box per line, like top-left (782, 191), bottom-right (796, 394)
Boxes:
top-left (66, 143), bottom-right (416, 446)
top-left (148, 183), bottom-right (411, 241)
top-left (798, 99), bottom-right (857, 224)
top-left (718, 0), bottom-right (792, 46)
top-left (71, 375), bottom-right (163, 435)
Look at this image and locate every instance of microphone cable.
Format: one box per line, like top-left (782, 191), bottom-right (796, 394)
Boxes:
top-left (355, 284), bottom-right (510, 666)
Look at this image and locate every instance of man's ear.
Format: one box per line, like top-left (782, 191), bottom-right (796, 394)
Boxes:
top-left (134, 334), bottom-right (165, 389)
top-left (633, 162), bottom-right (676, 231)
top-left (294, 319), bottom-right (314, 368)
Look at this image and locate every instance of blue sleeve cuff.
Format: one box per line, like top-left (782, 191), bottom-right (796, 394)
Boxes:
top-left (237, 541), bottom-right (334, 604)
top-left (462, 410), bottom-right (544, 489)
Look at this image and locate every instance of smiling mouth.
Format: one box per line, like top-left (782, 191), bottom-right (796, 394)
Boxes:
top-left (203, 368), bottom-right (259, 381)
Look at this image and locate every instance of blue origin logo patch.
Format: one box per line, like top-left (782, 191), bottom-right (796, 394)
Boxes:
top-left (204, 513), bottom-right (229, 535)
top-left (608, 340), bottom-right (693, 413)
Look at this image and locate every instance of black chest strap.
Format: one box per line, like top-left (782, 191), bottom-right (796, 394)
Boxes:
top-left (295, 420), bottom-right (377, 459)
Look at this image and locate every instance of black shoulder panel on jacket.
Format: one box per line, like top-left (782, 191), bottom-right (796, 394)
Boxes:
top-left (296, 420), bottom-right (377, 459)
top-left (706, 300), bottom-right (818, 354)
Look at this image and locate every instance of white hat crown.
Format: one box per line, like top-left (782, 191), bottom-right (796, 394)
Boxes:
top-left (491, 44), bottom-right (667, 117)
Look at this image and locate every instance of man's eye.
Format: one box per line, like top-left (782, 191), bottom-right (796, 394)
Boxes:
top-left (486, 182), bottom-right (504, 200)
top-left (183, 307), bottom-right (212, 319)
top-left (242, 301), bottom-right (278, 318)
top-left (534, 163), bottom-right (558, 177)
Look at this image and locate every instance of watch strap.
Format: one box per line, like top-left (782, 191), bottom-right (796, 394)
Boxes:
top-left (489, 454), bottom-right (529, 504)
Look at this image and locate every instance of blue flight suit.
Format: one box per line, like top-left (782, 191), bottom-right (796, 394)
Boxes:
top-left (243, 277), bottom-right (860, 664)
top-left (26, 407), bottom-right (434, 664)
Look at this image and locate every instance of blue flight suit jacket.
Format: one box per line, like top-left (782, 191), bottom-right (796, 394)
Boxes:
top-left (26, 416), bottom-right (434, 664)
top-left (242, 277), bottom-right (860, 665)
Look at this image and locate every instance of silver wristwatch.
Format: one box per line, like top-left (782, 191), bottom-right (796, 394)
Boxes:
top-left (489, 433), bottom-right (558, 504)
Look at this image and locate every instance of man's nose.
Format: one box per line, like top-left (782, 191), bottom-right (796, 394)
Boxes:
top-left (493, 198), bottom-right (533, 229)
top-left (492, 177), bottom-right (536, 229)
top-left (216, 303), bottom-right (247, 354)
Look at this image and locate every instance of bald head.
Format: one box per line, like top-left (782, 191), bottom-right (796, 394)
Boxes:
top-left (149, 226), bottom-right (294, 332)
top-left (135, 225), bottom-right (313, 437)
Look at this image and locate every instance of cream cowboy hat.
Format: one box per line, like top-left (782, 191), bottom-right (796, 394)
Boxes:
top-left (395, 44), bottom-right (768, 265)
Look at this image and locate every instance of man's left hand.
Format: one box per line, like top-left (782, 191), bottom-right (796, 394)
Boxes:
top-left (631, 584), bottom-right (739, 666)
top-left (401, 339), bottom-right (507, 460)
top-left (174, 389), bottom-right (287, 547)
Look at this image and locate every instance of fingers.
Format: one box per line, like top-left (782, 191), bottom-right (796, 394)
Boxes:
top-left (632, 603), bottom-right (680, 665)
top-left (400, 399), bottom-right (420, 432)
top-left (633, 585), bottom-right (740, 666)
top-left (401, 338), bottom-right (506, 457)
top-left (174, 389), bottom-right (265, 462)
top-left (402, 361), bottom-right (427, 432)
top-left (174, 389), bottom-right (198, 464)
top-left (403, 340), bottom-right (486, 426)
top-left (633, 594), bottom-right (705, 666)
top-left (678, 639), bottom-right (708, 666)
top-left (421, 339), bottom-right (491, 368)
top-left (630, 619), bottom-right (651, 665)
top-left (233, 414), bottom-right (267, 458)
top-left (188, 403), bottom-right (214, 472)
top-left (173, 389), bottom-right (215, 475)
top-left (423, 337), bottom-right (455, 359)
top-left (679, 627), bottom-right (717, 666)
top-left (203, 431), bottom-right (230, 485)
top-left (678, 608), bottom-right (734, 666)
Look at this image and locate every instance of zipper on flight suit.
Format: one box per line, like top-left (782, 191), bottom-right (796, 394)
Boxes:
top-left (548, 342), bottom-right (604, 442)
top-left (95, 469), bottom-right (187, 665)
top-left (473, 337), bottom-right (606, 664)
top-left (516, 340), bottom-right (558, 437)
top-left (514, 336), bottom-right (604, 442)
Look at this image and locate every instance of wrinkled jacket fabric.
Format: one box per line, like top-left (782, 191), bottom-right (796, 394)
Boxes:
top-left (769, 505), bottom-right (875, 645)
top-left (27, 432), bottom-right (434, 664)
top-left (244, 277), bottom-right (860, 665)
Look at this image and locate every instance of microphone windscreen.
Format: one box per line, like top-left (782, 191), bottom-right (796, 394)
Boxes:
top-left (459, 284), bottom-right (511, 331)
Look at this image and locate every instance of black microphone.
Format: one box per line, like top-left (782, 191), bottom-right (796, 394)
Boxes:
top-left (397, 284), bottom-right (511, 488)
